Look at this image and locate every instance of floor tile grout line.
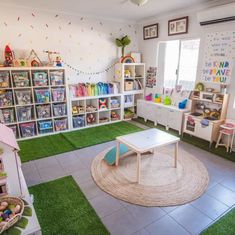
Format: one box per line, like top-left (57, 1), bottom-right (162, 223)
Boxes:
top-left (167, 212), bottom-right (194, 235)
top-left (218, 182), bottom-right (235, 193)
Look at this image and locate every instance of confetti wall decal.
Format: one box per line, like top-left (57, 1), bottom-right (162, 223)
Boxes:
top-left (0, 5), bottom-right (139, 83)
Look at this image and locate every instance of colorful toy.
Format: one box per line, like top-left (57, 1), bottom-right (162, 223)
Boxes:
top-left (35, 89), bottom-right (50, 103)
top-left (0, 91), bottom-right (13, 107)
top-left (54, 119), bottom-right (67, 131)
top-left (33, 72), bottom-right (48, 86)
top-left (73, 115), bottom-right (85, 128)
top-left (36, 105), bottom-right (51, 119)
top-left (15, 90), bottom-right (31, 105)
top-left (12, 72), bottom-right (29, 87)
top-left (38, 120), bottom-right (53, 134)
top-left (86, 105), bottom-right (97, 112)
top-left (110, 99), bottom-right (120, 108)
top-left (111, 111), bottom-right (120, 121)
top-left (164, 96), bottom-right (171, 105)
top-left (4, 45), bottom-right (14, 67)
top-left (17, 106), bottom-right (32, 122)
top-left (0, 72), bottom-right (10, 88)
top-left (27, 49), bottom-right (42, 67)
top-left (124, 70), bottom-right (131, 78)
top-left (53, 103), bottom-right (67, 116)
top-left (55, 56), bottom-right (62, 67)
top-left (178, 99), bottom-right (187, 109)
top-left (50, 70), bottom-right (64, 85)
top-left (52, 88), bottom-right (65, 102)
top-left (43, 50), bottom-right (60, 66)
top-left (154, 94), bottom-right (161, 103)
top-left (20, 122), bottom-right (36, 137)
top-left (145, 93), bottom-right (152, 101)
top-left (86, 113), bottom-right (96, 124)
top-left (99, 98), bottom-right (107, 109)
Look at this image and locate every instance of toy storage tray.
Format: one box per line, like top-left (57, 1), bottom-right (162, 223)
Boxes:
top-left (34, 89), bottom-right (50, 103)
top-left (54, 118), bottom-right (68, 131)
top-left (51, 88), bottom-right (65, 102)
top-left (53, 103), bottom-right (67, 117)
top-left (36, 105), bottom-right (51, 119)
top-left (17, 106), bottom-right (33, 122)
top-left (73, 115), bottom-right (85, 128)
top-left (32, 71), bottom-right (48, 86)
top-left (12, 71), bottom-right (30, 87)
top-left (0, 91), bottom-right (13, 107)
top-left (38, 120), bottom-right (53, 134)
top-left (0, 108), bottom-right (15, 124)
top-left (15, 90), bottom-right (32, 105)
top-left (0, 71), bottom-right (10, 88)
top-left (50, 70), bottom-right (64, 85)
top-left (20, 122), bottom-right (36, 137)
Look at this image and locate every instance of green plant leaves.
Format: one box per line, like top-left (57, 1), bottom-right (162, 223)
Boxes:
top-left (122, 35), bottom-right (131, 46)
top-left (115, 38), bottom-right (123, 47)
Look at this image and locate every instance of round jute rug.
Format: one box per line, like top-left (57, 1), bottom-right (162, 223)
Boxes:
top-left (91, 146), bottom-right (209, 207)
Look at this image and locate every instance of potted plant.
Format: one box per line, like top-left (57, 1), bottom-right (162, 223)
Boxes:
top-left (115, 35), bottom-right (131, 58)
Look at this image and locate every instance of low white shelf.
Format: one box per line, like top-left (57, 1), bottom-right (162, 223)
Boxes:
top-left (137, 99), bottom-right (190, 135)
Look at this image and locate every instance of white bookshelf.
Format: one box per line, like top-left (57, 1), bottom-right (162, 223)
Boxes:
top-left (0, 67), bottom-right (69, 139)
top-left (69, 94), bottom-right (122, 130)
top-left (114, 63), bottom-right (145, 119)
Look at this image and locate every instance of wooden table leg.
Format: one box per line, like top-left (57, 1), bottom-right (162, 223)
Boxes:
top-left (115, 141), bottom-right (120, 166)
top-left (174, 142), bottom-right (178, 168)
top-left (137, 152), bottom-right (141, 183)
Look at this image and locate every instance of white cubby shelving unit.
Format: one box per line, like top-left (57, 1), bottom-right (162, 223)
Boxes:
top-left (69, 94), bottom-right (122, 130)
top-left (0, 67), bottom-right (69, 140)
top-left (114, 63), bottom-right (145, 119)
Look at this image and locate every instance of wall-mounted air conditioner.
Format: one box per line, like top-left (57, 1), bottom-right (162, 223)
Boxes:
top-left (197, 2), bottom-right (235, 26)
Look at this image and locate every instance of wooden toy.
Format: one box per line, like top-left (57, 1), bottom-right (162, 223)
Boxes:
top-left (43, 50), bottom-right (60, 66)
top-left (99, 98), bottom-right (107, 109)
top-left (86, 113), bottom-right (95, 124)
top-left (4, 45), bottom-right (14, 67)
top-left (27, 49), bottom-right (42, 67)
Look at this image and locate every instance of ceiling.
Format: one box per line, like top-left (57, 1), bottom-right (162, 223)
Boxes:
top-left (0, 0), bottom-right (225, 21)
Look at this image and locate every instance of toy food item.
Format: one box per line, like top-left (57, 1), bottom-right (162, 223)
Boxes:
top-left (13, 205), bottom-right (21, 214)
top-left (0, 202), bottom-right (8, 211)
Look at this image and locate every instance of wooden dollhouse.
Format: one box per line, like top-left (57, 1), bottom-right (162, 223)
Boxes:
top-left (0, 123), bottom-right (22, 196)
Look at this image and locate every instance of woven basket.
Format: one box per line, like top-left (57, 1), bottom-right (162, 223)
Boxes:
top-left (0, 197), bottom-right (24, 234)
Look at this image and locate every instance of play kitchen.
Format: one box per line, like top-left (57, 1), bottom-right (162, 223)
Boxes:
top-left (183, 90), bottom-right (229, 146)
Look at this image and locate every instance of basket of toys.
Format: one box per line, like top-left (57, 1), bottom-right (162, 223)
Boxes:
top-left (0, 197), bottom-right (24, 234)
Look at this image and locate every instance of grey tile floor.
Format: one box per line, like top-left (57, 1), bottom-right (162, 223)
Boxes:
top-left (22, 128), bottom-right (235, 235)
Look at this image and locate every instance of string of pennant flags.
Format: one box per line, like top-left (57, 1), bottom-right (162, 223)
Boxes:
top-left (61, 60), bottom-right (119, 75)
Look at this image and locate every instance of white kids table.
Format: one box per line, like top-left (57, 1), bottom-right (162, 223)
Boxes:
top-left (115, 128), bottom-right (180, 183)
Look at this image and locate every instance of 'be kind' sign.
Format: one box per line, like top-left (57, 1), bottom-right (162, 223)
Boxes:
top-left (202, 61), bottom-right (231, 84)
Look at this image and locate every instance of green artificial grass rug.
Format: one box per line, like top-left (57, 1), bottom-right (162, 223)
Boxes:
top-left (18, 121), bottom-right (142, 162)
top-left (29, 176), bottom-right (109, 235)
top-left (201, 207), bottom-right (235, 235)
top-left (134, 117), bottom-right (235, 163)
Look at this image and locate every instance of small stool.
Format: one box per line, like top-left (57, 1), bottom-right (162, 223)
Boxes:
top-left (216, 123), bottom-right (235, 152)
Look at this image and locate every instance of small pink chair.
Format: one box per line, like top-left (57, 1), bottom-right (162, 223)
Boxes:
top-left (216, 120), bottom-right (235, 152)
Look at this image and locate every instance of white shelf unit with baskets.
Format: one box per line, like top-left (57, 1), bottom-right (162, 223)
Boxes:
top-left (0, 67), bottom-right (69, 140)
top-left (114, 63), bottom-right (145, 120)
top-left (69, 94), bottom-right (123, 130)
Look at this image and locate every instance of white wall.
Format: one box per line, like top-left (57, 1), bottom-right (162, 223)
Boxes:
top-left (0, 5), bottom-right (138, 84)
top-left (137, 5), bottom-right (235, 118)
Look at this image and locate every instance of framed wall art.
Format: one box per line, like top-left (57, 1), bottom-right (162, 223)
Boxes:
top-left (143, 23), bottom-right (158, 40)
top-left (168, 16), bottom-right (188, 36)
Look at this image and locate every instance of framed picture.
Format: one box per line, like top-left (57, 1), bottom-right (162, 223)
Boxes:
top-left (143, 23), bottom-right (158, 40)
top-left (168, 16), bottom-right (188, 36)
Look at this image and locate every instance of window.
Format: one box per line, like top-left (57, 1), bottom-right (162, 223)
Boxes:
top-left (158, 39), bottom-right (200, 90)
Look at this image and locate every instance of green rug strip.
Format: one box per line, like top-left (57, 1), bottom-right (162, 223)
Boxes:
top-left (134, 117), bottom-right (235, 163)
top-left (201, 208), bottom-right (235, 235)
top-left (29, 176), bottom-right (109, 235)
top-left (18, 122), bottom-right (142, 163)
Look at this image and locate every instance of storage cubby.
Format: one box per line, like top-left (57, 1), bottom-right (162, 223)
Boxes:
top-left (0, 67), bottom-right (68, 139)
top-left (115, 63), bottom-right (145, 119)
top-left (110, 96), bottom-right (121, 109)
top-left (86, 99), bottom-right (98, 113)
top-left (98, 98), bottom-right (109, 110)
top-left (71, 100), bottom-right (86, 115)
top-left (99, 110), bottom-right (110, 123)
top-left (32, 71), bottom-right (48, 87)
top-left (0, 71), bottom-right (11, 88)
top-left (86, 112), bottom-right (97, 126)
top-left (110, 109), bottom-right (121, 121)
top-left (73, 115), bottom-right (86, 128)
top-left (12, 71), bottom-right (30, 87)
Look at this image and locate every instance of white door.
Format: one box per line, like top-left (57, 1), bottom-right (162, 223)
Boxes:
top-left (156, 106), bottom-right (168, 126)
top-left (168, 109), bottom-right (182, 132)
